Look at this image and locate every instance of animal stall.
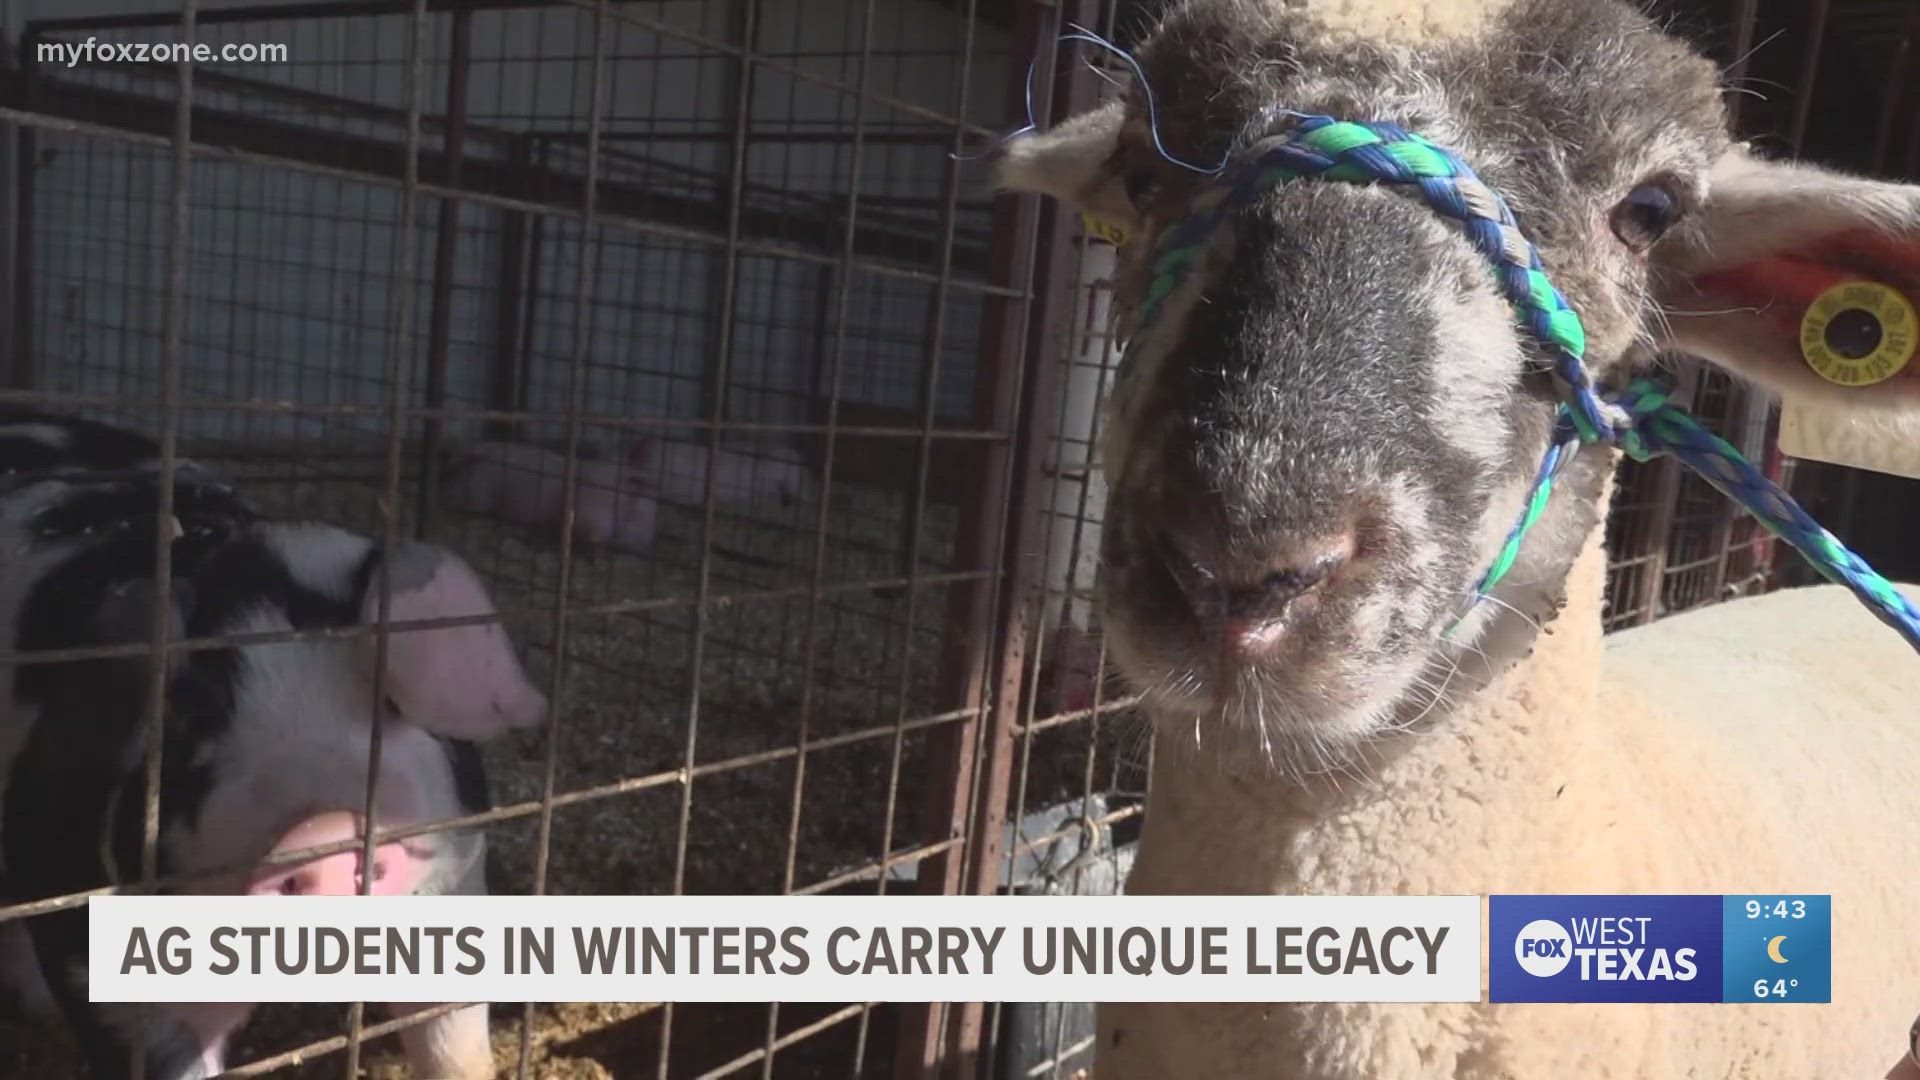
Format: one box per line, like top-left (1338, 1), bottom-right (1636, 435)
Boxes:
top-left (0, 0), bottom-right (1090, 1075)
top-left (0, 0), bottom-right (1906, 1077)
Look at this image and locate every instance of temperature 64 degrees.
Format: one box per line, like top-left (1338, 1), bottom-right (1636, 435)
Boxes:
top-left (1720, 896), bottom-right (1831, 1003)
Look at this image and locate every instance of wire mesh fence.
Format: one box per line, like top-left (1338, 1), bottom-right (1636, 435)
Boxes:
top-left (0, 0), bottom-right (1050, 1075)
top-left (0, 0), bottom-right (1911, 1077)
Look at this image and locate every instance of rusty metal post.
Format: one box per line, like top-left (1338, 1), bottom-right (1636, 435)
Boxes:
top-left (1738, 0), bottom-right (1837, 589)
top-left (414, 7), bottom-right (473, 537)
top-left (897, 1), bottom-right (1092, 1076)
top-left (946, 21), bottom-right (1106, 1080)
top-left (1701, 0), bottom-right (1766, 599)
top-left (1871, 0), bottom-right (1919, 172)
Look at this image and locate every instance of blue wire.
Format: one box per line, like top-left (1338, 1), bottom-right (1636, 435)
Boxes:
top-left (1058, 24), bottom-right (1231, 175)
top-left (951, 54), bottom-right (1039, 162)
top-left (958, 24), bottom-right (1303, 175)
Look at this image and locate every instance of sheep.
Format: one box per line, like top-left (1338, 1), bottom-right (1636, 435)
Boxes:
top-left (993, 0), bottom-right (1920, 1075)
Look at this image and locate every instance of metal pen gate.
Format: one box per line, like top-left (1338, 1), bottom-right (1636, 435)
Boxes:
top-left (0, 0), bottom-right (1062, 1074)
top-left (0, 0), bottom-right (1911, 1077)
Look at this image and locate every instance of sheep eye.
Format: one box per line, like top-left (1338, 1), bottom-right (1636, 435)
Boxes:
top-left (1124, 170), bottom-right (1160, 208)
top-left (1610, 178), bottom-right (1686, 253)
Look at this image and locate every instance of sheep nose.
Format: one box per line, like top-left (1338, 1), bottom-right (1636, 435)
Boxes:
top-left (1164, 532), bottom-right (1356, 654)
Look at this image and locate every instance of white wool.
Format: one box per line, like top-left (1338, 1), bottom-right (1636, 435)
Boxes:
top-left (1102, 505), bottom-right (1920, 1077)
top-left (1289, 0), bottom-right (1511, 44)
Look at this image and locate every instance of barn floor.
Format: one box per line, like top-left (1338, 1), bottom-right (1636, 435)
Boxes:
top-left (0, 441), bottom-right (1126, 1078)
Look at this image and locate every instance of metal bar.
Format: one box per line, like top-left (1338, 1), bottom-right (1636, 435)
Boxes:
top-left (344, 0), bottom-right (430, 1074)
top-left (7, 129), bottom-right (32, 392)
top-left (514, 1), bottom-right (609, 1076)
top-left (696, 1003), bottom-right (872, 1080)
top-left (999, 15), bottom-right (1134, 1068)
top-left (900, 0), bottom-right (1069, 1073)
top-left (516, 138), bottom-right (551, 426)
top-left (1787, 0), bottom-right (1832, 152)
top-left (27, 0), bottom-right (529, 33)
top-left (0, 388), bottom-right (1018, 439)
top-left (687, 4), bottom-right (775, 1068)
top-left (25, 0), bottom-right (1016, 36)
top-left (1721, 0), bottom-right (1761, 128)
top-left (0, 705), bottom-right (983, 924)
top-left (1710, 0), bottom-right (1786, 598)
top-left (542, 0), bottom-right (1003, 138)
top-left (542, 129), bottom-right (974, 146)
top-left (486, 134), bottom-right (533, 441)
top-left (416, 7), bottom-right (474, 538)
top-left (217, 1002), bottom-right (478, 1078)
top-left (24, 0), bottom-right (1001, 138)
top-left (1872, 0), bottom-right (1919, 173)
top-left (48, 50), bottom-right (514, 151)
top-left (128, 0), bottom-right (199, 1075)
top-left (867, 0), bottom-right (986, 1070)
top-left (946, 5), bottom-right (1101, 1071)
top-left (654, 0), bottom-right (781, 1057)
top-left (0, 569), bottom-right (1005, 678)
top-left (63, 54), bottom-right (994, 248)
top-left (675, 0), bottom-right (768, 1068)
top-left (1639, 363), bottom-right (1706, 624)
top-left (0, 79), bottom-right (1017, 296)
top-left (1735, 0), bottom-right (1837, 594)
top-left (696, 0), bottom-right (759, 430)
top-left (8, 32), bottom-right (37, 391)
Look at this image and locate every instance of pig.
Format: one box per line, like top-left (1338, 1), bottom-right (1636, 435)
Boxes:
top-left (0, 406), bottom-right (187, 477)
top-left (630, 436), bottom-right (813, 509)
top-left (0, 412), bottom-right (544, 1080)
top-left (441, 439), bottom-right (657, 553)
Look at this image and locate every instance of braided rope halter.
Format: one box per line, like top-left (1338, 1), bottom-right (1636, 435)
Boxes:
top-left (1126, 115), bottom-right (1920, 654)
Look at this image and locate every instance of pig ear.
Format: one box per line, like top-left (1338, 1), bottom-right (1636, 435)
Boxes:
top-left (1651, 147), bottom-right (1920, 418)
top-left (360, 542), bottom-right (546, 740)
top-left (994, 101), bottom-right (1138, 238)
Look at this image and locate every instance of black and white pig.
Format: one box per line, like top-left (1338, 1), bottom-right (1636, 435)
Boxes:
top-left (0, 408), bottom-right (544, 1079)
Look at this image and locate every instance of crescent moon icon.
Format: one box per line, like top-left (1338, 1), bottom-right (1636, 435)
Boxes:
top-left (1766, 935), bottom-right (1789, 964)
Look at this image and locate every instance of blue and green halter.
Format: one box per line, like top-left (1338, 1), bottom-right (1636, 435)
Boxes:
top-left (1125, 114), bottom-right (1920, 653)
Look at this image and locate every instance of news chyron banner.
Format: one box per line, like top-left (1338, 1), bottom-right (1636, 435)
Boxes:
top-left (1490, 895), bottom-right (1831, 1004)
top-left (87, 893), bottom-right (1831, 1005)
top-left (89, 895), bottom-right (1483, 1004)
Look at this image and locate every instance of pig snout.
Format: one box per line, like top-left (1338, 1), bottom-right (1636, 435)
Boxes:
top-left (245, 812), bottom-right (421, 897)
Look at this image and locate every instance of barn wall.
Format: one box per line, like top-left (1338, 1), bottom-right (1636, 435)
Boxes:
top-left (14, 0), bottom-right (1016, 445)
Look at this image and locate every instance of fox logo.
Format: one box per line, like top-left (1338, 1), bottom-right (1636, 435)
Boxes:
top-left (1514, 919), bottom-right (1573, 977)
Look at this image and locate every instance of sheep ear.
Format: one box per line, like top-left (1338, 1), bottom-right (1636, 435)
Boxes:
top-left (1652, 147), bottom-right (1920, 410)
top-left (993, 100), bottom-right (1137, 238)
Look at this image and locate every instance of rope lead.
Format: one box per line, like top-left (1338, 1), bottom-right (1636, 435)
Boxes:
top-left (1124, 114), bottom-right (1920, 654)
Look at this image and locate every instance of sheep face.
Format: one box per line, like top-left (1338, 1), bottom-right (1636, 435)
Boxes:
top-left (995, 0), bottom-right (1920, 768)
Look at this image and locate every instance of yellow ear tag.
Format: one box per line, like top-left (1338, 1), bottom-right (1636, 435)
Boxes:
top-left (1080, 211), bottom-right (1131, 247)
top-left (1798, 279), bottom-right (1916, 387)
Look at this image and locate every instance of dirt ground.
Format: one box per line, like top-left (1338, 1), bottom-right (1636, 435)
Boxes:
top-left (0, 999), bottom-right (901, 1078)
